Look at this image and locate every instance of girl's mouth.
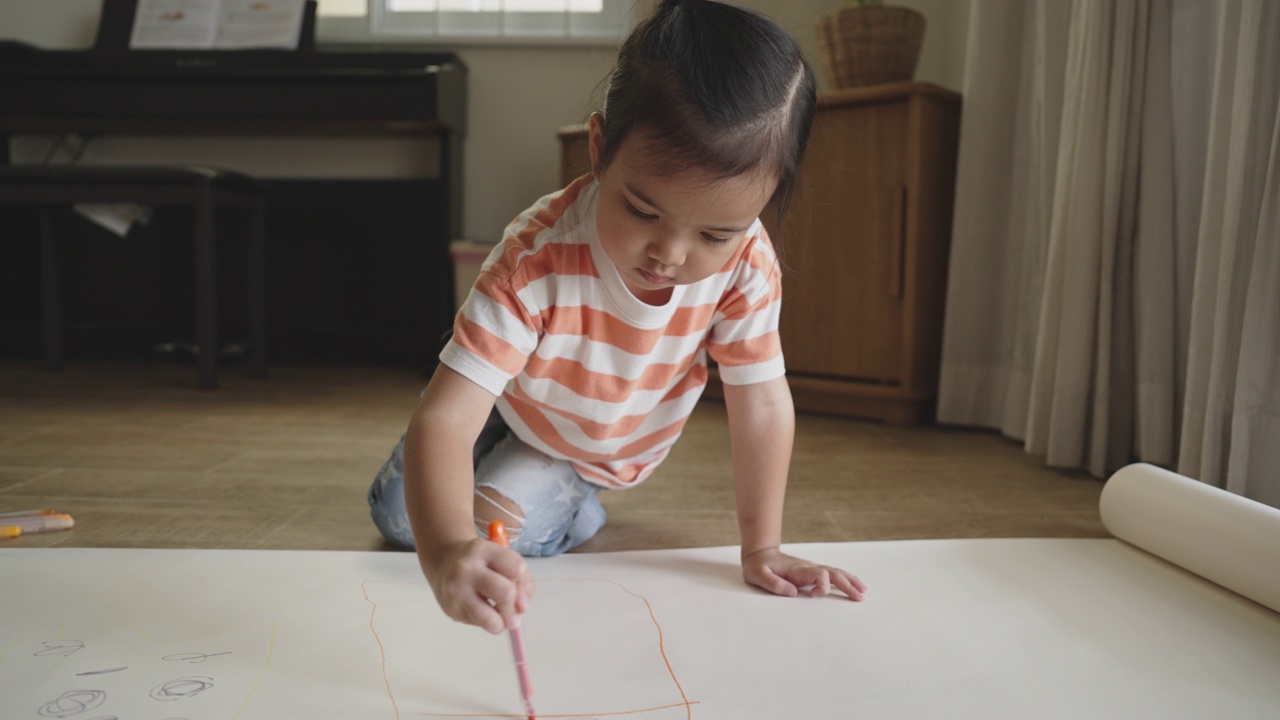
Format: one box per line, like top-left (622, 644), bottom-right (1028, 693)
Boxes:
top-left (638, 268), bottom-right (674, 285)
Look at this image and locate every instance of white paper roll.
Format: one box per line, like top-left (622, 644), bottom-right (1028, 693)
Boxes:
top-left (1100, 462), bottom-right (1280, 613)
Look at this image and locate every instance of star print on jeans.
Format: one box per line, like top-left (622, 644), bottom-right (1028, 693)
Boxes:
top-left (554, 476), bottom-right (584, 505)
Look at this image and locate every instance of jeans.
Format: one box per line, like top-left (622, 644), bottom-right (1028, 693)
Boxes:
top-left (367, 411), bottom-right (607, 557)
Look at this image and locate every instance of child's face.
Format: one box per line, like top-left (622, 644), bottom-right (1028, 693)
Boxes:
top-left (588, 115), bottom-right (777, 305)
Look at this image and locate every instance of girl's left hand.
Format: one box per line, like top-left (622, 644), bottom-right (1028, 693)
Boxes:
top-left (742, 546), bottom-right (867, 601)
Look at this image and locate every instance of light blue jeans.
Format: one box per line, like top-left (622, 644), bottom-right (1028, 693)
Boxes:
top-left (367, 411), bottom-right (608, 557)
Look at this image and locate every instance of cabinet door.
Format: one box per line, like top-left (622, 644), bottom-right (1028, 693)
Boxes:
top-left (776, 100), bottom-right (909, 384)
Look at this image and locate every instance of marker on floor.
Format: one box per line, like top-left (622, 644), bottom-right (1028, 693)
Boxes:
top-left (5, 514), bottom-right (74, 534)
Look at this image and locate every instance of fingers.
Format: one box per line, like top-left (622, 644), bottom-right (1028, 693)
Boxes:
top-left (830, 569), bottom-right (867, 602)
top-left (792, 565), bottom-right (866, 601)
top-left (436, 540), bottom-right (535, 634)
top-left (763, 566), bottom-right (800, 598)
top-left (744, 549), bottom-right (868, 602)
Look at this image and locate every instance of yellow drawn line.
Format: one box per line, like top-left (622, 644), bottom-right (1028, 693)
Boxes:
top-left (235, 621), bottom-right (277, 720)
top-left (418, 700), bottom-right (703, 718)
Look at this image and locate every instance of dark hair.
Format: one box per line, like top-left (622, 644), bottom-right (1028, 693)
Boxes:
top-left (596, 0), bottom-right (816, 222)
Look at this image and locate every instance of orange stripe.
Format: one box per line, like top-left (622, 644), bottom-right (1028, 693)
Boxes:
top-left (539, 305), bottom-right (718, 355)
top-left (452, 315), bottom-right (530, 377)
top-left (708, 332), bottom-right (781, 367)
top-left (507, 367), bottom-right (706, 442)
top-left (504, 396), bottom-right (690, 467)
top-left (505, 177), bottom-right (591, 252)
top-left (486, 241), bottom-right (598, 291)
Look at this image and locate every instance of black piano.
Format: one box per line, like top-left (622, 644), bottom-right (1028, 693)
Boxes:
top-left (0, 4), bottom-right (467, 366)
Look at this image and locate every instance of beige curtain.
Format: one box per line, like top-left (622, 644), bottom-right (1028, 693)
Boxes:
top-left (937, 0), bottom-right (1280, 506)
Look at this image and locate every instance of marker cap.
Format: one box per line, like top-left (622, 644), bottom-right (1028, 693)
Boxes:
top-left (0, 526), bottom-right (22, 539)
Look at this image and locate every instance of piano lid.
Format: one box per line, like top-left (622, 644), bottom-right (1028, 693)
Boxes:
top-left (0, 0), bottom-right (466, 137)
top-left (0, 46), bottom-right (466, 136)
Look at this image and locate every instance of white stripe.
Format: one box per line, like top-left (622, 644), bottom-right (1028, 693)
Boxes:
top-left (710, 296), bottom-right (782, 345)
top-left (716, 355), bottom-right (787, 386)
top-left (513, 361), bottom-right (704, 425)
top-left (439, 342), bottom-right (514, 397)
top-left (461, 292), bottom-right (538, 356)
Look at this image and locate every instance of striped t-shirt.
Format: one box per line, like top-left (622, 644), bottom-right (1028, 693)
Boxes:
top-left (440, 176), bottom-right (785, 489)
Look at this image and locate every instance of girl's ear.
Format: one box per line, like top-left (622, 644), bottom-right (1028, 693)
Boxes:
top-left (587, 112), bottom-right (605, 178)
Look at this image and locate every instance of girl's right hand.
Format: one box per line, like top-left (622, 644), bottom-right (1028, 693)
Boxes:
top-left (426, 538), bottom-right (535, 634)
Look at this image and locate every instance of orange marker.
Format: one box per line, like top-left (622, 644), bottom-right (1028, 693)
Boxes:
top-left (487, 520), bottom-right (536, 720)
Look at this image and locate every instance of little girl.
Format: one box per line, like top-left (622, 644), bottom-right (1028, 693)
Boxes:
top-left (368, 0), bottom-right (866, 634)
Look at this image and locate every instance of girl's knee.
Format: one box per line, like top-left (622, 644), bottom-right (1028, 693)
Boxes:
top-left (474, 486), bottom-right (526, 538)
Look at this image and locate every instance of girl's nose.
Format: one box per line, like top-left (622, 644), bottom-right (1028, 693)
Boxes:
top-left (648, 236), bottom-right (686, 267)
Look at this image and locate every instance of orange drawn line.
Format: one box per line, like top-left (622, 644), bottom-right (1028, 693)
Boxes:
top-left (563, 579), bottom-right (694, 720)
top-left (365, 577), bottom-right (695, 720)
top-left (418, 700), bottom-right (703, 718)
top-left (363, 580), bottom-right (401, 720)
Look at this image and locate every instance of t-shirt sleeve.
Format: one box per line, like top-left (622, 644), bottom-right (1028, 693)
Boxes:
top-left (439, 243), bottom-right (542, 396)
top-left (706, 228), bottom-right (786, 386)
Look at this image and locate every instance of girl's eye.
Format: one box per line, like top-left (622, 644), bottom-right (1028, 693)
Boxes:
top-left (625, 201), bottom-right (657, 221)
top-left (702, 233), bottom-right (731, 245)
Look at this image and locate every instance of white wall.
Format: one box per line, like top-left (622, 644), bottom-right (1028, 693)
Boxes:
top-left (0, 1), bottom-right (968, 240)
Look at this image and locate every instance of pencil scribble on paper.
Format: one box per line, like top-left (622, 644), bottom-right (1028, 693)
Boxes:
top-left (164, 651), bottom-right (233, 663)
top-left (34, 640), bottom-right (85, 657)
top-left (150, 675), bottom-right (215, 701)
top-left (76, 666), bottom-right (127, 675)
top-left (0, 623), bottom-right (275, 720)
top-left (36, 688), bottom-right (106, 718)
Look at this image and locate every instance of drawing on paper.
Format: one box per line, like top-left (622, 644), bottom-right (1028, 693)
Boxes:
top-left (0, 622), bottom-right (276, 719)
top-left (363, 578), bottom-right (699, 720)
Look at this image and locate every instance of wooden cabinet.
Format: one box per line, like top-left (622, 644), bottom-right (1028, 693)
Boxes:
top-left (558, 82), bottom-right (960, 424)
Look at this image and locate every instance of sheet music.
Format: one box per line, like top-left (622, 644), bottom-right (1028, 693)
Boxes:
top-left (129, 0), bottom-right (220, 49)
top-left (215, 0), bottom-right (307, 49)
top-left (129, 0), bottom-right (305, 50)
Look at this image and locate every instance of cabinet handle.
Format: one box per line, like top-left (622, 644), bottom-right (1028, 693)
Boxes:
top-left (890, 186), bottom-right (907, 298)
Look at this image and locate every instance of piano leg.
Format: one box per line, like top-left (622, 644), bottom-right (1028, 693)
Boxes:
top-left (39, 208), bottom-right (63, 373)
top-left (247, 195), bottom-right (268, 378)
top-left (194, 189), bottom-right (218, 390)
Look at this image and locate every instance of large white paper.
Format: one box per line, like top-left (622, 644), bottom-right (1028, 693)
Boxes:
top-left (2, 539), bottom-right (1278, 719)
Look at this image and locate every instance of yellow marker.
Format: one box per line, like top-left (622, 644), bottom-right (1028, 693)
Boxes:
top-left (0, 525), bottom-right (22, 539)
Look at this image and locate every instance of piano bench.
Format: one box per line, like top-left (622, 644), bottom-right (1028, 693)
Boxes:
top-left (0, 164), bottom-right (267, 389)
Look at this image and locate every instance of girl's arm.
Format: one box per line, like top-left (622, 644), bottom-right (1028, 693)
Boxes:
top-left (404, 364), bottom-right (534, 632)
top-left (722, 375), bottom-right (867, 601)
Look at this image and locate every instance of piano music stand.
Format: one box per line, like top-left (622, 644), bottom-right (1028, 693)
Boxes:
top-left (0, 165), bottom-right (268, 390)
top-left (94, 0), bottom-right (319, 51)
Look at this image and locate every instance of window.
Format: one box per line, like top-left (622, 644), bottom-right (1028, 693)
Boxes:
top-left (315, 0), bottom-right (633, 45)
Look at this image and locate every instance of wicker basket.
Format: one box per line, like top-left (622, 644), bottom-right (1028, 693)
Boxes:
top-left (815, 5), bottom-right (926, 89)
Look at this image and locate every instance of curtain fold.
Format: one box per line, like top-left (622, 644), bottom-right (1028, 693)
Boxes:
top-left (938, 0), bottom-right (1280, 504)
